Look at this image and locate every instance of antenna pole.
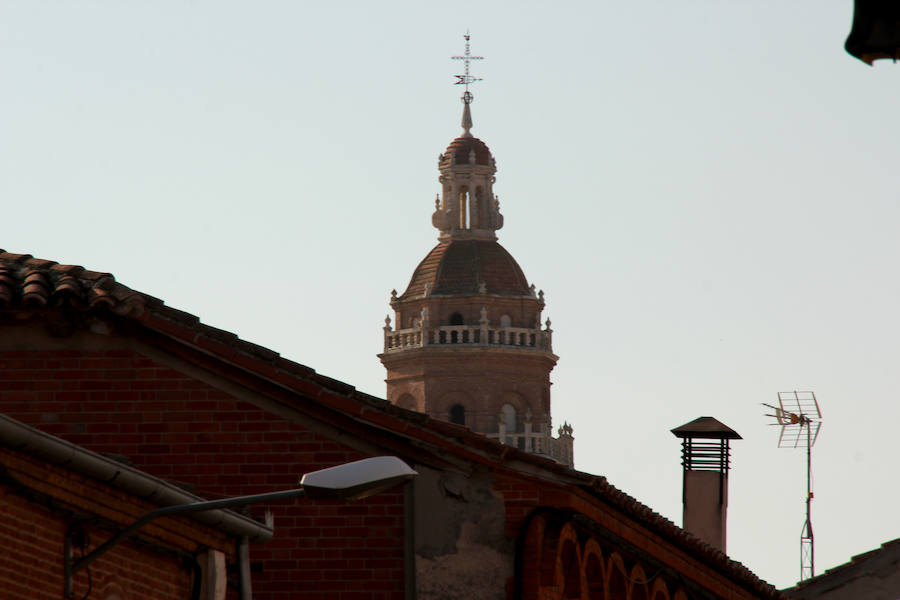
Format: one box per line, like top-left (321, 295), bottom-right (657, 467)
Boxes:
top-left (765, 391), bottom-right (821, 583)
top-left (801, 419), bottom-right (815, 580)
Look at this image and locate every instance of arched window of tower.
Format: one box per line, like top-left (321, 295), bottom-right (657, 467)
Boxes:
top-left (449, 403), bottom-right (466, 425)
top-left (449, 312), bottom-right (464, 326)
top-left (471, 187), bottom-right (482, 229)
top-left (501, 403), bottom-right (517, 434)
top-left (500, 314), bottom-right (511, 328)
top-left (458, 186), bottom-right (468, 229)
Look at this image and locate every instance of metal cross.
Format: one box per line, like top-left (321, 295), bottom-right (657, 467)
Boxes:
top-left (451, 32), bottom-right (483, 104)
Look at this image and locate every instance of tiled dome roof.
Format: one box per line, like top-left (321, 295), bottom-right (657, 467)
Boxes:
top-left (440, 135), bottom-right (493, 167)
top-left (401, 239), bottom-right (530, 299)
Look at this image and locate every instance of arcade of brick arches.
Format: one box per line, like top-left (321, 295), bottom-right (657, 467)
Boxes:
top-left (520, 512), bottom-right (692, 600)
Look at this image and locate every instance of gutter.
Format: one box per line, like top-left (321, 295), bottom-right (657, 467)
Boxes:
top-left (0, 413), bottom-right (273, 543)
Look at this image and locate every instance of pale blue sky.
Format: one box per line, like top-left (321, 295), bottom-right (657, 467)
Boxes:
top-left (3, 1), bottom-right (898, 589)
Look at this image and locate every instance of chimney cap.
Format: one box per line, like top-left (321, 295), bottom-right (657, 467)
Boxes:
top-left (671, 416), bottom-right (742, 440)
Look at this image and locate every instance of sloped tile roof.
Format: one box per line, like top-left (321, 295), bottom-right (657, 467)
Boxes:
top-left (0, 251), bottom-right (150, 314)
top-left (785, 537), bottom-right (900, 599)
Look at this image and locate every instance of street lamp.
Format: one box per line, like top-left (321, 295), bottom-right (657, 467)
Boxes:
top-left (64, 456), bottom-right (417, 597)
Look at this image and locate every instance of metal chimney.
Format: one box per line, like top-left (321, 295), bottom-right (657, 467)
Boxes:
top-left (671, 417), bottom-right (742, 553)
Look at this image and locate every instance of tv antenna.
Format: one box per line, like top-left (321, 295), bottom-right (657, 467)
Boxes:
top-left (763, 391), bottom-right (822, 581)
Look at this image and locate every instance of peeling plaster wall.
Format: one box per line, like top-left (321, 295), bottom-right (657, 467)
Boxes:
top-left (414, 465), bottom-right (512, 600)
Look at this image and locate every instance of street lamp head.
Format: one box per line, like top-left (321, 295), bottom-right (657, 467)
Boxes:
top-left (300, 456), bottom-right (417, 501)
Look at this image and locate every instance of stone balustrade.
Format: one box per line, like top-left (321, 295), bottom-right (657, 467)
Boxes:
top-left (485, 428), bottom-right (574, 467)
top-left (384, 323), bottom-right (553, 353)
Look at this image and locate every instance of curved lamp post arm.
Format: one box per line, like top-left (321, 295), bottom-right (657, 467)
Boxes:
top-left (67, 487), bottom-right (307, 590)
top-left (65, 456), bottom-right (416, 598)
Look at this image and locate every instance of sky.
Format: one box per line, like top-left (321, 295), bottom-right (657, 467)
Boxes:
top-left (2, 1), bottom-right (898, 590)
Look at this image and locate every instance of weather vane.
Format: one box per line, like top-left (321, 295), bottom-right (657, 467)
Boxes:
top-left (451, 31), bottom-right (483, 105)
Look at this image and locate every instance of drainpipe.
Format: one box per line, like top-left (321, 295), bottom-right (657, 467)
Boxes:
top-left (238, 536), bottom-right (252, 600)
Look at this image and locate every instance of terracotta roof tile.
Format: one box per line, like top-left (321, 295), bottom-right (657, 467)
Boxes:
top-left (0, 251), bottom-right (152, 317)
top-left (401, 239), bottom-right (531, 299)
top-left (440, 135), bottom-right (493, 167)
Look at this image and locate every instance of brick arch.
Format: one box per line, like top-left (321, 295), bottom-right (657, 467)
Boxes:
top-left (650, 578), bottom-right (671, 600)
top-left (98, 580), bottom-right (127, 600)
top-left (497, 390), bottom-right (526, 417)
top-left (556, 525), bottom-right (582, 598)
top-left (539, 520), bottom-right (579, 587)
top-left (434, 390), bottom-right (472, 418)
top-left (535, 520), bottom-right (583, 599)
top-left (517, 510), bottom-right (685, 600)
top-left (497, 390), bottom-right (535, 439)
top-left (519, 513), bottom-right (547, 596)
top-left (582, 538), bottom-right (606, 600)
top-left (606, 552), bottom-right (628, 600)
top-left (395, 393), bottom-right (418, 411)
top-left (628, 564), bottom-right (651, 600)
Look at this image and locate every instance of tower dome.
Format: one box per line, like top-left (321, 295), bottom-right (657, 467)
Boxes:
top-left (440, 134), bottom-right (493, 168)
top-left (401, 239), bottom-right (530, 300)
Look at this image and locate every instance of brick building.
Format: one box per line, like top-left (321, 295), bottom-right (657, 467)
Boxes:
top-left (0, 249), bottom-right (784, 599)
top-left (0, 413), bottom-right (271, 599)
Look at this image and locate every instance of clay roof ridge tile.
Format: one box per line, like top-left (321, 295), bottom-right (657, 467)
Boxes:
top-left (79, 268), bottom-right (114, 282)
top-left (22, 257), bottom-right (57, 269)
top-left (233, 339), bottom-right (280, 363)
top-left (92, 275), bottom-right (149, 306)
top-left (155, 306), bottom-right (200, 327)
top-left (197, 324), bottom-right (240, 345)
top-left (20, 270), bottom-right (51, 307)
top-left (48, 262), bottom-right (86, 275)
top-left (0, 267), bottom-right (15, 306)
top-left (376, 401), bottom-right (430, 425)
top-left (351, 390), bottom-right (393, 409)
top-left (309, 373), bottom-right (356, 396)
top-left (52, 274), bottom-right (84, 308)
top-left (108, 290), bottom-right (150, 317)
top-left (272, 356), bottom-right (316, 379)
top-left (0, 251), bottom-right (34, 265)
top-left (86, 288), bottom-right (115, 308)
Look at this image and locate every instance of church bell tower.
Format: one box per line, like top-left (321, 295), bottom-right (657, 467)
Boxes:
top-left (378, 35), bottom-right (573, 466)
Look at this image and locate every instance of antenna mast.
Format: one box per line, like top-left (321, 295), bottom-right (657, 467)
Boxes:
top-left (763, 391), bottom-right (823, 581)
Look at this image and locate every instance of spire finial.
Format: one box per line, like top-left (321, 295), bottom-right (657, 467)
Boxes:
top-left (461, 103), bottom-right (473, 136)
top-left (452, 31), bottom-right (483, 136)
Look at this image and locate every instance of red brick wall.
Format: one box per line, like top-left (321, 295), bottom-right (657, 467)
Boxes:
top-left (0, 348), bottom-right (406, 600)
top-left (1, 474), bottom-right (195, 600)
